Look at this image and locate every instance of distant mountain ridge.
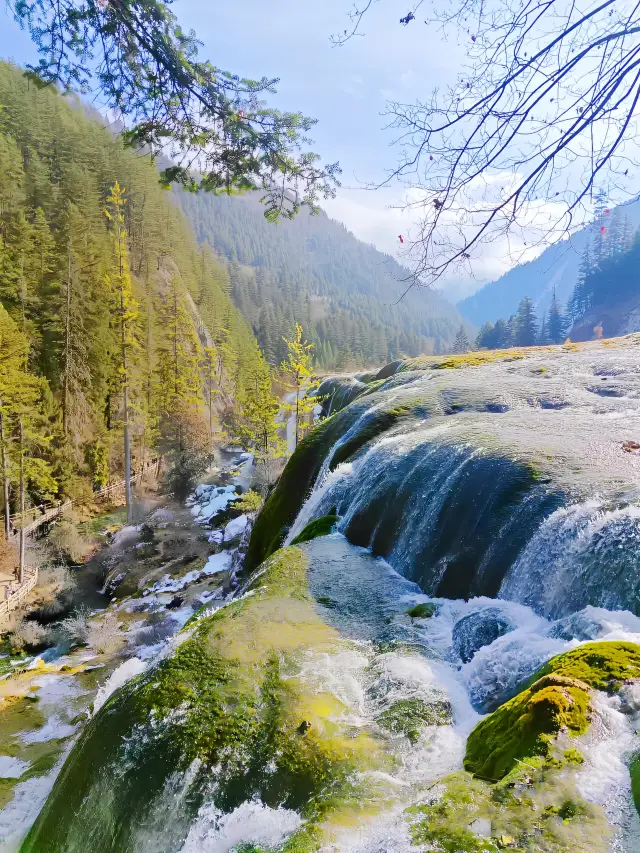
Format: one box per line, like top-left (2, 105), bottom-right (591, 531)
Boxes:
top-left (458, 197), bottom-right (640, 327)
top-left (173, 189), bottom-right (471, 368)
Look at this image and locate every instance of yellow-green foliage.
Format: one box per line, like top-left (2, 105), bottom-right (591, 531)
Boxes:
top-left (531, 641), bottom-right (640, 692)
top-left (408, 767), bottom-right (609, 853)
top-left (464, 675), bottom-right (591, 781)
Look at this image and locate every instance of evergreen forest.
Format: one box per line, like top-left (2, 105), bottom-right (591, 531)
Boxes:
top-left (0, 61), bottom-right (267, 508)
top-left (175, 189), bottom-right (468, 368)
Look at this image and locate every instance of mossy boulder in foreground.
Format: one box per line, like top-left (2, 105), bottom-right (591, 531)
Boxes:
top-left (20, 547), bottom-right (383, 853)
top-left (465, 641), bottom-right (640, 781)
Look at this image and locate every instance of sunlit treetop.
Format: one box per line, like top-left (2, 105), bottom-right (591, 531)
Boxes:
top-left (10, 0), bottom-right (341, 220)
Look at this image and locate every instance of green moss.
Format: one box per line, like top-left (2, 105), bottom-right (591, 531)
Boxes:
top-left (376, 698), bottom-right (450, 743)
top-left (399, 348), bottom-right (533, 372)
top-left (531, 641), bottom-right (640, 692)
top-left (631, 754), bottom-right (640, 821)
top-left (464, 674), bottom-right (591, 781)
top-left (408, 767), bottom-right (609, 853)
top-left (21, 547), bottom-right (385, 852)
top-left (290, 514), bottom-right (340, 546)
top-left (246, 415), bottom-right (347, 570)
top-left (405, 603), bottom-right (436, 619)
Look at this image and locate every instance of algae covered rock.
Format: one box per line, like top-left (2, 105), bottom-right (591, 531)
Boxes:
top-left (290, 513), bottom-right (340, 546)
top-left (465, 640), bottom-right (640, 782)
top-left (465, 673), bottom-right (591, 781)
top-left (532, 640), bottom-right (640, 692)
top-left (20, 547), bottom-right (383, 853)
top-left (408, 768), bottom-right (610, 853)
top-left (452, 607), bottom-right (515, 663)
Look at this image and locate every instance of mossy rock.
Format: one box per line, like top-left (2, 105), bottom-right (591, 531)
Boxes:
top-left (328, 404), bottom-right (417, 472)
top-left (464, 674), bottom-right (591, 781)
top-left (376, 697), bottom-right (451, 743)
top-left (21, 547), bottom-right (384, 852)
top-left (406, 603), bottom-right (437, 619)
top-left (290, 514), bottom-right (339, 546)
top-left (408, 768), bottom-right (609, 853)
top-left (531, 641), bottom-right (640, 693)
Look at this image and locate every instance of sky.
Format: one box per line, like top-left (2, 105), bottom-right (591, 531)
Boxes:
top-left (0, 0), bottom-right (547, 300)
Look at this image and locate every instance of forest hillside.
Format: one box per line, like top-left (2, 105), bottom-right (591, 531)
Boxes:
top-left (0, 61), bottom-right (266, 507)
top-left (174, 189), bottom-right (469, 368)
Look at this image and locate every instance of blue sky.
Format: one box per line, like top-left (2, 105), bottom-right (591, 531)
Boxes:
top-left (0, 1), bottom-right (484, 295)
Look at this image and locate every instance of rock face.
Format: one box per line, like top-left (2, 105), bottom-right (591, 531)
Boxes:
top-left (452, 607), bottom-right (515, 663)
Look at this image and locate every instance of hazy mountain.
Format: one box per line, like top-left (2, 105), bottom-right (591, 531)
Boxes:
top-left (458, 198), bottom-right (640, 326)
top-left (173, 189), bottom-right (471, 367)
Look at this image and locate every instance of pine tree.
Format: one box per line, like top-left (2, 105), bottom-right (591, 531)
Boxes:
top-left (547, 289), bottom-right (568, 344)
top-left (232, 358), bottom-right (286, 489)
top-left (452, 325), bottom-right (470, 353)
top-left (514, 297), bottom-right (538, 347)
top-left (281, 323), bottom-right (317, 450)
top-left (493, 317), bottom-right (512, 349)
top-left (104, 182), bottom-right (139, 522)
top-left (475, 321), bottom-right (495, 350)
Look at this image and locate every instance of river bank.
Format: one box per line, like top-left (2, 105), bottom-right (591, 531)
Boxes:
top-left (0, 448), bottom-right (254, 851)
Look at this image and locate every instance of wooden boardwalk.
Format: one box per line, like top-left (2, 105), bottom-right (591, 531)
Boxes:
top-left (2, 464), bottom-right (156, 619)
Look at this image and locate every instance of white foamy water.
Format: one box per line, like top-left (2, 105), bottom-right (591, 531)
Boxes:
top-left (92, 656), bottom-right (147, 716)
top-left (179, 799), bottom-right (302, 852)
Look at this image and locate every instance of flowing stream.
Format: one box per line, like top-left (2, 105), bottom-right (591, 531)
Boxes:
top-left (15, 338), bottom-right (640, 852)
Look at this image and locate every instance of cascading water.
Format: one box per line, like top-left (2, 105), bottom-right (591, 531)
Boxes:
top-left (19, 338), bottom-right (640, 852)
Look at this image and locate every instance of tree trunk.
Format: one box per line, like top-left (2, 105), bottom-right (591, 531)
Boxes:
top-left (295, 383), bottom-right (300, 449)
top-left (19, 418), bottom-right (25, 585)
top-left (0, 403), bottom-right (10, 541)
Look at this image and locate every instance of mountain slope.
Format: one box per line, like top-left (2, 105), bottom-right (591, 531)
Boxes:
top-left (174, 189), bottom-right (470, 368)
top-left (458, 198), bottom-right (640, 326)
top-left (0, 61), bottom-right (263, 501)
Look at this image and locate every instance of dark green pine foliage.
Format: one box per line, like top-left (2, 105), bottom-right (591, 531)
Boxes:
top-left (546, 290), bottom-right (568, 344)
top-left (452, 325), bottom-right (470, 353)
top-left (174, 189), bottom-right (468, 368)
top-left (514, 298), bottom-right (538, 347)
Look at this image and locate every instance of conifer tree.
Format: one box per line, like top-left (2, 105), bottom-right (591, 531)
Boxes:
top-left (514, 298), bottom-right (538, 347)
top-left (452, 325), bottom-right (470, 353)
top-left (104, 182), bottom-right (139, 522)
top-left (232, 358), bottom-right (286, 489)
top-left (547, 289), bottom-right (568, 344)
top-left (281, 323), bottom-right (317, 449)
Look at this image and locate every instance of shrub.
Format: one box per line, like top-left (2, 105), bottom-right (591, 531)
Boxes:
top-left (9, 618), bottom-right (51, 652)
top-left (48, 517), bottom-right (93, 564)
top-left (60, 605), bottom-right (91, 647)
top-left (86, 611), bottom-right (123, 655)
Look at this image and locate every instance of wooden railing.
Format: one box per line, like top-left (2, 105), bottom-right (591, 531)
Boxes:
top-left (7, 461), bottom-right (157, 542)
top-left (0, 565), bottom-right (38, 618)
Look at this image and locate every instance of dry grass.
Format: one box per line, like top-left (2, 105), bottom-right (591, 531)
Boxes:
top-left (0, 534), bottom-right (18, 580)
